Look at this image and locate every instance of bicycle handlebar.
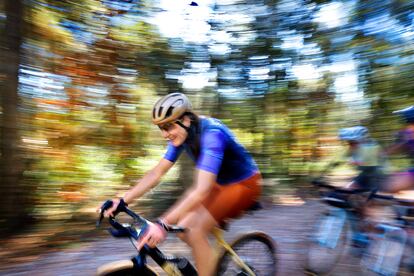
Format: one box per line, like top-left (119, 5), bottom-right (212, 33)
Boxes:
top-left (311, 178), bottom-right (371, 194)
top-left (370, 193), bottom-right (414, 206)
top-left (97, 199), bottom-right (186, 240)
top-left (311, 178), bottom-right (414, 206)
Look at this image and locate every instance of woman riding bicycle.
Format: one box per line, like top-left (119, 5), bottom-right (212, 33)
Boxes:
top-left (102, 93), bottom-right (262, 276)
top-left (316, 126), bottom-right (384, 191)
top-left (319, 126), bottom-right (385, 248)
top-left (381, 105), bottom-right (414, 193)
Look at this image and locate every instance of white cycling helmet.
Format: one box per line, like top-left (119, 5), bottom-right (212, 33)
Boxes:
top-left (338, 126), bottom-right (368, 142)
top-left (152, 93), bottom-right (192, 125)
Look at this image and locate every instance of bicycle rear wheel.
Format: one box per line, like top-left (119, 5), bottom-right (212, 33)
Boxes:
top-left (216, 231), bottom-right (277, 276)
top-left (305, 208), bottom-right (350, 276)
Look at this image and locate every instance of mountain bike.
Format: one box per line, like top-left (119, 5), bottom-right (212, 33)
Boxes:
top-left (304, 178), bottom-right (414, 276)
top-left (304, 178), bottom-right (381, 275)
top-left (96, 200), bottom-right (277, 275)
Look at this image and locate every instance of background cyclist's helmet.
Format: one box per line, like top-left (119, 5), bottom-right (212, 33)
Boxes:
top-left (338, 126), bottom-right (368, 142)
top-left (152, 93), bottom-right (192, 125)
top-left (393, 105), bottom-right (414, 123)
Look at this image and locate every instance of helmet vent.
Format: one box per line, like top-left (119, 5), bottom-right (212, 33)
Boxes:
top-left (165, 106), bottom-right (174, 118)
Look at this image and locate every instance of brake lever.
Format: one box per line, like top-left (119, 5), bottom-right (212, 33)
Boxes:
top-left (96, 200), bottom-right (114, 228)
top-left (96, 213), bottom-right (104, 228)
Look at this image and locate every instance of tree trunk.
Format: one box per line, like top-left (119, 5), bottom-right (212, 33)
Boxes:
top-left (0, 0), bottom-right (26, 232)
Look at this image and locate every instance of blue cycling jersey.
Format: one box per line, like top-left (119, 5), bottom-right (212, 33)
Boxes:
top-left (163, 117), bottom-right (258, 185)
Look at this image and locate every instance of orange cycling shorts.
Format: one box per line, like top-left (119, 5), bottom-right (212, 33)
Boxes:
top-left (202, 172), bottom-right (262, 223)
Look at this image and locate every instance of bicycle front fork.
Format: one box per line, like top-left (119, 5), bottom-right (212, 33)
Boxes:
top-left (213, 228), bottom-right (256, 276)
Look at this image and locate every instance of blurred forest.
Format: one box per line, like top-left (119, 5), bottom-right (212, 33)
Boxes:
top-left (1, 0), bottom-right (414, 233)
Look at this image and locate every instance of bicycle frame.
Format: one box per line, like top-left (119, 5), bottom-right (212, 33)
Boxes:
top-left (97, 242), bottom-right (191, 276)
top-left (97, 200), bottom-right (261, 276)
top-left (125, 227), bottom-right (257, 276)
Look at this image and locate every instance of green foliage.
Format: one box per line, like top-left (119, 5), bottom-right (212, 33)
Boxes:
top-left (2, 0), bottom-right (414, 227)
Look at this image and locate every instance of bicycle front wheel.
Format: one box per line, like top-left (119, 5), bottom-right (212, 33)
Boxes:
top-left (97, 259), bottom-right (158, 276)
top-left (216, 231), bottom-right (277, 276)
top-left (305, 208), bottom-right (349, 276)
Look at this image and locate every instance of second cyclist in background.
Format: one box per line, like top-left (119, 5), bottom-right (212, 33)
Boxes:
top-left (322, 126), bottom-right (387, 247)
top-left (315, 126), bottom-right (385, 191)
top-left (337, 126), bottom-right (385, 191)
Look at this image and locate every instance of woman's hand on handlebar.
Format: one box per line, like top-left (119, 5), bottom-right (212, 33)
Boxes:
top-left (97, 198), bottom-right (127, 218)
top-left (137, 221), bottom-right (167, 249)
top-left (105, 198), bottom-right (121, 217)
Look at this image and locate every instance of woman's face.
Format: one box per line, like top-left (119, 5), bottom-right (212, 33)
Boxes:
top-left (158, 116), bottom-right (191, 147)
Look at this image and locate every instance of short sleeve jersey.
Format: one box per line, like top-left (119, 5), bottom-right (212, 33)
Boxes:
top-left (163, 117), bottom-right (258, 185)
top-left (350, 141), bottom-right (383, 167)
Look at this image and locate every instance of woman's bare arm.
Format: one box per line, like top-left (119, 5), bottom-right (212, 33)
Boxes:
top-left (123, 158), bottom-right (174, 204)
top-left (161, 169), bottom-right (216, 224)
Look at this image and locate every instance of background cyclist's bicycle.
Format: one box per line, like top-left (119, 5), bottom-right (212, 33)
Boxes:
top-left (304, 178), bottom-right (414, 276)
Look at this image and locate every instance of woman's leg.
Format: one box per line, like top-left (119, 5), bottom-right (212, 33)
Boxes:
top-left (176, 173), bottom-right (261, 275)
top-left (177, 206), bottom-right (218, 276)
top-left (381, 172), bottom-right (414, 193)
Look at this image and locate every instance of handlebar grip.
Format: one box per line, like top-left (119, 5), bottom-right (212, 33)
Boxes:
top-left (109, 198), bottom-right (128, 217)
top-left (101, 200), bottom-right (114, 211)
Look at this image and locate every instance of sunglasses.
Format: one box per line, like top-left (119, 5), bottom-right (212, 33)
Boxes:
top-left (158, 122), bottom-right (177, 132)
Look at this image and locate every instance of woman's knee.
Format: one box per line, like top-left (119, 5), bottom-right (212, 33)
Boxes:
top-left (177, 226), bottom-right (207, 248)
top-left (177, 215), bottom-right (209, 244)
